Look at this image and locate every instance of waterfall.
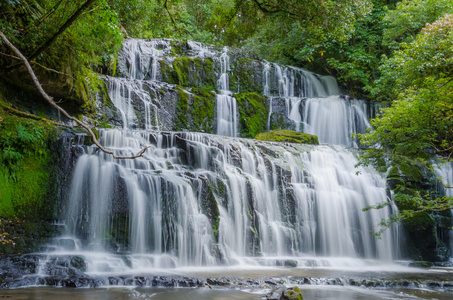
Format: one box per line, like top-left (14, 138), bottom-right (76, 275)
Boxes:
top-left (302, 96), bottom-right (371, 147)
top-left (41, 39), bottom-right (403, 275)
top-left (216, 47), bottom-right (238, 137)
top-left (57, 130), bottom-right (397, 270)
top-left (262, 61), bottom-right (373, 147)
top-left (118, 39), bottom-right (170, 80)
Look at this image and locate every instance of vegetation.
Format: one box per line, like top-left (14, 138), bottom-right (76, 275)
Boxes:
top-left (358, 13), bottom-right (453, 235)
top-left (255, 130), bottom-right (319, 145)
top-left (0, 96), bottom-right (58, 254)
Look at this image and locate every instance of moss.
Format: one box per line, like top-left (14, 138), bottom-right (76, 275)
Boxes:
top-left (203, 58), bottom-right (217, 89)
top-left (230, 57), bottom-right (261, 93)
top-left (0, 108), bottom-right (54, 219)
top-left (0, 104), bottom-right (58, 255)
top-left (190, 87), bottom-right (216, 133)
top-left (202, 181), bottom-right (221, 241)
top-left (174, 87), bottom-right (189, 130)
top-left (159, 55), bottom-right (216, 89)
top-left (173, 57), bottom-right (191, 86)
top-left (159, 60), bottom-right (176, 84)
top-left (234, 92), bottom-right (269, 138)
top-left (169, 40), bottom-right (186, 56)
top-left (283, 286), bottom-right (304, 300)
top-left (255, 129), bottom-right (319, 145)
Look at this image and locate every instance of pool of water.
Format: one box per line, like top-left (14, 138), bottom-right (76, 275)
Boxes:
top-left (1, 285), bottom-right (453, 300)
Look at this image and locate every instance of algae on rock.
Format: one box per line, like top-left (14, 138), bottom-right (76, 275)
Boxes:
top-left (234, 92), bottom-right (269, 138)
top-left (255, 129), bottom-right (319, 145)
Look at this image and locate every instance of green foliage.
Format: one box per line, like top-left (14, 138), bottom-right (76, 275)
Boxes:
top-left (0, 107), bottom-right (54, 221)
top-left (191, 87), bottom-right (215, 132)
top-left (382, 0), bottom-right (453, 50)
top-left (0, 113), bottom-right (50, 181)
top-left (173, 86), bottom-right (215, 132)
top-left (241, 0), bottom-right (382, 98)
top-left (362, 15), bottom-right (453, 157)
top-left (255, 129), bottom-right (319, 145)
top-left (358, 15), bottom-right (453, 238)
top-left (1, 0), bottom-right (123, 103)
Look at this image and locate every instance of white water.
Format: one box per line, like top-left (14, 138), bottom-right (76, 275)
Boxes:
top-left (42, 39), bottom-right (403, 275)
top-left (262, 62), bottom-right (372, 147)
top-left (107, 78), bottom-right (160, 130)
top-left (119, 39), bottom-right (170, 80)
top-left (303, 97), bottom-right (371, 147)
top-left (216, 47), bottom-right (238, 137)
top-left (52, 129), bottom-right (400, 273)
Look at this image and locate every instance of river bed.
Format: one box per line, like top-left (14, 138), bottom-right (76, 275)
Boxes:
top-left (1, 265), bottom-right (452, 299)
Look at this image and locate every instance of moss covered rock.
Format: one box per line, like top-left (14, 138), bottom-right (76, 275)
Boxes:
top-left (255, 130), bottom-right (319, 145)
top-left (159, 56), bottom-right (217, 89)
top-left (173, 87), bottom-right (216, 133)
top-left (282, 286), bottom-right (304, 300)
top-left (234, 92), bottom-right (269, 138)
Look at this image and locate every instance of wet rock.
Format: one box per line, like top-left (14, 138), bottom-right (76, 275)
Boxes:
top-left (282, 286), bottom-right (304, 300)
top-left (267, 286), bottom-right (303, 300)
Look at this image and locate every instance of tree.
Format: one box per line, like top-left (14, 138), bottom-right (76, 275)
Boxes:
top-left (358, 14), bottom-right (453, 231)
top-left (382, 0), bottom-right (453, 50)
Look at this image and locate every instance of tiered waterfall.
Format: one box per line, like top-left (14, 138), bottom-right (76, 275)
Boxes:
top-left (46, 39), bottom-right (400, 274)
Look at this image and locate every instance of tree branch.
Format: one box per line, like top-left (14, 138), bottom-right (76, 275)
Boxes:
top-left (0, 31), bottom-right (150, 160)
top-left (164, 0), bottom-right (181, 34)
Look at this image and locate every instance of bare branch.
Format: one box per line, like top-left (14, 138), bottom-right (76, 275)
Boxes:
top-left (0, 31), bottom-right (150, 160)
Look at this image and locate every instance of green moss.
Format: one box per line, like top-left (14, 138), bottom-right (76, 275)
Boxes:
top-left (283, 287), bottom-right (304, 300)
top-left (0, 109), bottom-right (54, 219)
top-left (255, 129), bottom-right (319, 145)
top-left (174, 87), bottom-right (189, 131)
top-left (173, 57), bottom-right (190, 86)
top-left (230, 57), bottom-right (260, 93)
top-left (202, 182), bottom-right (220, 241)
top-left (169, 40), bottom-right (186, 56)
top-left (234, 92), bottom-right (269, 138)
top-left (191, 87), bottom-right (216, 133)
top-left (159, 55), bottom-right (216, 89)
top-left (203, 58), bottom-right (217, 89)
top-left (159, 60), bottom-right (176, 84)
top-left (0, 105), bottom-right (58, 255)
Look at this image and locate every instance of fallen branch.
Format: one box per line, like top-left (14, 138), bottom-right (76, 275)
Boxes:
top-left (0, 31), bottom-right (150, 159)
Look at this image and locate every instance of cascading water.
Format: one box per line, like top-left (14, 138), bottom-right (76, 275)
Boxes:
top-left (262, 62), bottom-right (373, 147)
top-left (55, 130), bottom-right (397, 271)
top-left (302, 97), bottom-right (371, 147)
top-left (36, 39), bottom-right (403, 280)
top-left (216, 47), bottom-right (238, 137)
